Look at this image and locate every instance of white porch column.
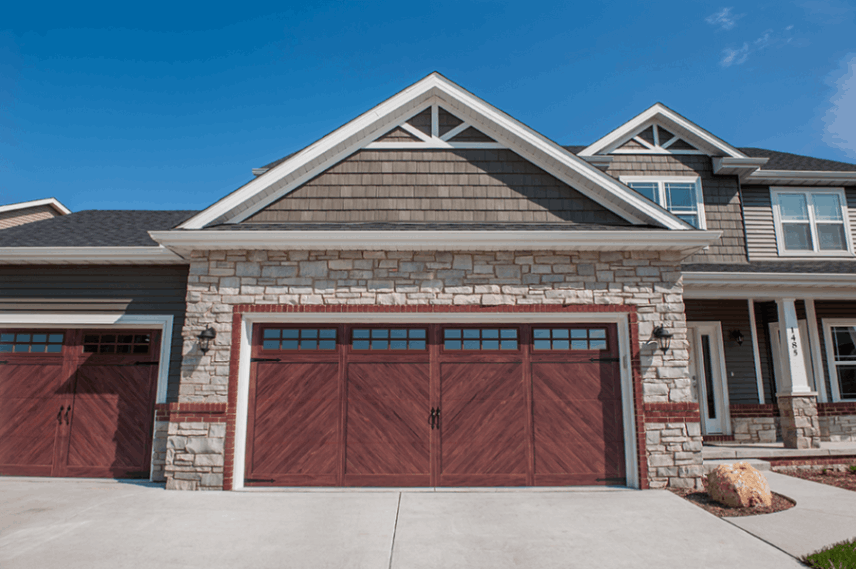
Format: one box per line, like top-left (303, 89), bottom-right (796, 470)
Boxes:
top-left (775, 298), bottom-right (812, 395)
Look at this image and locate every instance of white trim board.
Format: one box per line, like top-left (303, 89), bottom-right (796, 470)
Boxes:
top-left (579, 103), bottom-right (746, 159)
top-left (231, 311), bottom-right (639, 491)
top-left (177, 74), bottom-right (693, 231)
top-left (0, 197), bottom-right (71, 216)
top-left (821, 318), bottom-right (856, 402)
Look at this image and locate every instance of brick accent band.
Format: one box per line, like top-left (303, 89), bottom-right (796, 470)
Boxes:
top-left (643, 402), bottom-right (700, 423)
top-left (156, 402), bottom-right (229, 423)
top-left (818, 402), bottom-right (856, 417)
top-left (730, 404), bottom-right (780, 418)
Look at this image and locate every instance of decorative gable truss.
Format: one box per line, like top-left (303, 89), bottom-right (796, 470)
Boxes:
top-left (611, 124), bottom-right (704, 155)
top-left (366, 105), bottom-right (504, 149)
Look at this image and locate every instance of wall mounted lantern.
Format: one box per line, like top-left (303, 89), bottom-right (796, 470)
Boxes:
top-left (197, 327), bottom-right (217, 354)
top-left (652, 325), bottom-right (673, 353)
top-left (730, 329), bottom-right (744, 346)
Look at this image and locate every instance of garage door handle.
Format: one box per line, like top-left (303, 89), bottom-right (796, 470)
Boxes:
top-left (429, 408), bottom-right (435, 429)
top-left (58, 406), bottom-right (64, 423)
top-left (64, 406), bottom-right (71, 424)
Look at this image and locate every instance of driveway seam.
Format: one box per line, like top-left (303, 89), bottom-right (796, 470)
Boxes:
top-left (388, 492), bottom-right (402, 569)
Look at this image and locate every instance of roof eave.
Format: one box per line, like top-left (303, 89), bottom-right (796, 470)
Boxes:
top-left (745, 170), bottom-right (856, 186)
top-left (0, 246), bottom-right (186, 265)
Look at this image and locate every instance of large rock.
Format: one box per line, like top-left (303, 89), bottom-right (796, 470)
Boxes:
top-left (707, 462), bottom-right (772, 508)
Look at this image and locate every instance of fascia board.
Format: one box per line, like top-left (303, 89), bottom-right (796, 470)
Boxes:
top-left (746, 170), bottom-right (856, 184)
top-left (182, 74), bottom-right (692, 231)
top-left (149, 229), bottom-right (721, 253)
top-left (0, 197), bottom-right (71, 216)
top-left (579, 103), bottom-right (746, 159)
top-left (0, 246), bottom-right (186, 264)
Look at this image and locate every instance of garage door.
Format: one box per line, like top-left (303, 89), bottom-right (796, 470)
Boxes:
top-left (245, 324), bottom-right (625, 487)
top-left (0, 329), bottom-right (160, 478)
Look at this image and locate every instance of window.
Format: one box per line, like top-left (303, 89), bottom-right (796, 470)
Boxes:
top-left (262, 328), bottom-right (337, 351)
top-left (827, 325), bottom-right (856, 400)
top-left (771, 189), bottom-right (852, 256)
top-left (443, 328), bottom-right (518, 351)
top-left (352, 328), bottom-right (426, 351)
top-left (83, 333), bottom-right (150, 354)
top-left (533, 328), bottom-right (608, 350)
top-left (0, 332), bottom-right (64, 353)
top-left (621, 177), bottom-right (705, 229)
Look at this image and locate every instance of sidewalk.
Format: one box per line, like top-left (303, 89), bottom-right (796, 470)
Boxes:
top-left (725, 470), bottom-right (856, 558)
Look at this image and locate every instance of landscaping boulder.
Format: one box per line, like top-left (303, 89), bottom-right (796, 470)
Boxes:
top-left (707, 462), bottom-right (772, 508)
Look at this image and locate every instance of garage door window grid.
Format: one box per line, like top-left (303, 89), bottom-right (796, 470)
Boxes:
top-left (533, 328), bottom-right (608, 351)
top-left (0, 331), bottom-right (64, 353)
top-left (351, 328), bottom-right (427, 351)
top-left (82, 333), bottom-right (151, 354)
top-left (262, 328), bottom-right (337, 350)
top-left (443, 328), bottom-right (518, 351)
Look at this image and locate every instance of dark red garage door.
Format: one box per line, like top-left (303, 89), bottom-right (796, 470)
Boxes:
top-left (0, 329), bottom-right (160, 478)
top-left (245, 324), bottom-right (625, 487)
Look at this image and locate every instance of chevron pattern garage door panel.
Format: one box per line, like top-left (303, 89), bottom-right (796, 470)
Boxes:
top-left (65, 365), bottom-right (157, 476)
top-left (344, 362), bottom-right (430, 484)
top-left (0, 363), bottom-right (66, 475)
top-left (439, 362), bottom-right (527, 485)
top-left (247, 362), bottom-right (340, 482)
top-left (532, 361), bottom-right (624, 485)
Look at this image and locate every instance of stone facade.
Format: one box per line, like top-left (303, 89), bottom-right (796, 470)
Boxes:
top-left (732, 417), bottom-right (780, 443)
top-left (819, 415), bottom-right (856, 442)
top-left (165, 248), bottom-right (699, 490)
top-left (164, 421), bottom-right (226, 490)
top-left (151, 419), bottom-right (169, 482)
top-left (644, 422), bottom-right (704, 490)
top-left (778, 395), bottom-right (822, 449)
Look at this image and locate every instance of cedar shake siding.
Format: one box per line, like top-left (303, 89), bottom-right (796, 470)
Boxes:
top-left (743, 185), bottom-right (856, 260)
top-left (685, 299), bottom-right (759, 404)
top-left (246, 149), bottom-right (630, 224)
top-left (0, 265), bottom-right (188, 401)
top-left (0, 205), bottom-right (60, 229)
top-left (604, 155), bottom-right (747, 264)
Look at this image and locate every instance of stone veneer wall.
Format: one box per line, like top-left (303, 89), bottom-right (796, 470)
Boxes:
top-left (165, 248), bottom-right (701, 490)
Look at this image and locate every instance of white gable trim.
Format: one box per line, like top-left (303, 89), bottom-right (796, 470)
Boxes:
top-left (179, 74), bottom-right (692, 231)
top-left (0, 197), bottom-right (71, 216)
top-left (579, 103), bottom-right (747, 159)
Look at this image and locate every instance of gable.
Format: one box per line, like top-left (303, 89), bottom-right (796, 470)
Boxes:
top-left (246, 149), bottom-right (629, 225)
top-left (611, 123), bottom-right (703, 155)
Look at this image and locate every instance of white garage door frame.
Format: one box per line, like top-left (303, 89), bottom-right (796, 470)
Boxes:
top-left (233, 311), bottom-right (638, 490)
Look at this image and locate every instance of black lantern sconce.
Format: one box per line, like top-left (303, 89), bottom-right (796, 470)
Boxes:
top-left (197, 327), bottom-right (217, 354)
top-left (730, 329), bottom-right (744, 346)
top-left (652, 325), bottom-right (673, 353)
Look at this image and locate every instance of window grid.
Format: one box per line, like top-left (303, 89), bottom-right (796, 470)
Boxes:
top-left (351, 328), bottom-right (427, 351)
top-left (532, 328), bottom-right (608, 351)
top-left (262, 328), bottom-right (337, 351)
top-left (0, 332), bottom-right (64, 354)
top-left (83, 333), bottom-right (151, 354)
top-left (773, 189), bottom-right (851, 255)
top-left (443, 328), bottom-right (519, 351)
top-left (831, 326), bottom-right (856, 399)
top-left (623, 178), bottom-right (704, 229)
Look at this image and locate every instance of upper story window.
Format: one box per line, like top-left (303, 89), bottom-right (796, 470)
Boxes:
top-left (771, 188), bottom-right (853, 257)
top-left (620, 176), bottom-right (705, 229)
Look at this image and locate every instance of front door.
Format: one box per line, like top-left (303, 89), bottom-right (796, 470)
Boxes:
top-left (687, 323), bottom-right (728, 435)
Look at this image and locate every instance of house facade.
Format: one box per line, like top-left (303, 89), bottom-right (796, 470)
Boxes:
top-left (1, 73), bottom-right (854, 491)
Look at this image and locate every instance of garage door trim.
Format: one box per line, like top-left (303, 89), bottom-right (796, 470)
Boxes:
top-left (233, 311), bottom-right (638, 490)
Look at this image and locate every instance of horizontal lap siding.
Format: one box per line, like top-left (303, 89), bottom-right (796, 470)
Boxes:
top-left (685, 299), bottom-right (759, 404)
top-left (247, 149), bottom-right (629, 224)
top-left (0, 265), bottom-right (188, 401)
top-left (604, 155), bottom-right (748, 264)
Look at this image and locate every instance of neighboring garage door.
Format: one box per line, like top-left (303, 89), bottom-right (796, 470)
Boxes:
top-left (245, 324), bottom-right (625, 487)
top-left (0, 329), bottom-right (160, 478)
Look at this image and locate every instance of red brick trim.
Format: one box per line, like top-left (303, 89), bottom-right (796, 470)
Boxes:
top-left (818, 402), bottom-right (856, 417)
top-left (729, 404), bottom-right (780, 418)
top-left (155, 402), bottom-right (228, 423)
top-left (643, 402), bottom-right (701, 423)
top-left (221, 303), bottom-right (648, 490)
top-left (703, 434), bottom-right (735, 443)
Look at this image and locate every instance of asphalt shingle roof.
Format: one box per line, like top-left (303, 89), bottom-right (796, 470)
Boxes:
top-left (738, 148), bottom-right (856, 172)
top-left (0, 210), bottom-right (198, 247)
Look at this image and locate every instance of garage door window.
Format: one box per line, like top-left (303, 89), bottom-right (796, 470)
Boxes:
top-left (83, 333), bottom-right (151, 354)
top-left (351, 328), bottom-right (427, 350)
top-left (0, 332), bottom-right (64, 353)
top-left (443, 328), bottom-right (518, 351)
top-left (262, 328), bottom-right (337, 351)
top-left (533, 328), bottom-right (608, 350)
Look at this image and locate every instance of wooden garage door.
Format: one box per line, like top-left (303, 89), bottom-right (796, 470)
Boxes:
top-left (245, 323), bottom-right (625, 487)
top-left (0, 329), bottom-right (160, 478)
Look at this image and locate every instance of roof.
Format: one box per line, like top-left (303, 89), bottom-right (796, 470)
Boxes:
top-left (682, 261), bottom-right (856, 274)
top-left (0, 210), bottom-right (197, 247)
top-left (739, 148), bottom-right (856, 172)
top-left (0, 197), bottom-right (71, 216)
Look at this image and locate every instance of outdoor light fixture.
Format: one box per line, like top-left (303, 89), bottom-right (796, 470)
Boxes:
top-left (652, 325), bottom-right (673, 353)
top-left (197, 327), bottom-right (217, 354)
top-left (730, 329), bottom-right (744, 346)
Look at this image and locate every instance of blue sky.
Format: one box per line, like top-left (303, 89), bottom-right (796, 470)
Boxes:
top-left (1, 1), bottom-right (854, 211)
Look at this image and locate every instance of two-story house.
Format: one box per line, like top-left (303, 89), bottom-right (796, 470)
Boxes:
top-left (1, 73), bottom-right (854, 491)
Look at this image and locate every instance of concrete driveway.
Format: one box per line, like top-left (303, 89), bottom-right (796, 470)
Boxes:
top-left (0, 478), bottom-right (801, 569)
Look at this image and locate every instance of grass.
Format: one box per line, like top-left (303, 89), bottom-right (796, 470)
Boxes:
top-left (802, 538), bottom-right (856, 569)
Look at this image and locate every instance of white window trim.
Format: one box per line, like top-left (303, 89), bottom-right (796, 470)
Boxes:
top-left (822, 318), bottom-right (856, 402)
top-left (770, 187), bottom-right (854, 258)
top-left (619, 176), bottom-right (706, 230)
top-left (233, 312), bottom-right (638, 491)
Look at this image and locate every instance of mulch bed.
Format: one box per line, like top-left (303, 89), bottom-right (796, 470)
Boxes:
top-left (669, 480), bottom-right (795, 517)
top-left (779, 468), bottom-right (856, 493)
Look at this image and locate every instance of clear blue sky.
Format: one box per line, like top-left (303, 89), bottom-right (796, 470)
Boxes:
top-left (1, 1), bottom-right (854, 211)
